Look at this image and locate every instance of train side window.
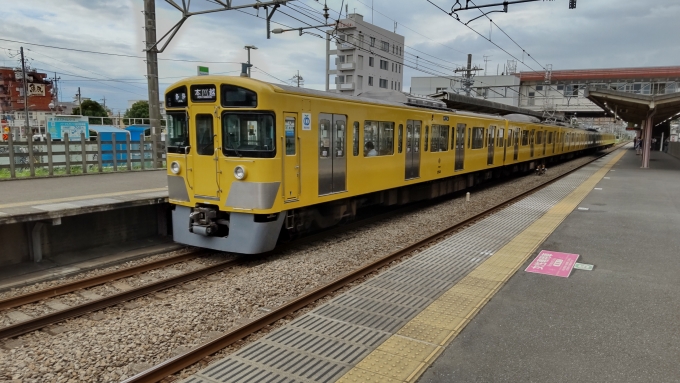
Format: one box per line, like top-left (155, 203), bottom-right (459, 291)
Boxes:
top-left (471, 127), bottom-right (484, 149)
top-left (319, 118), bottom-right (331, 157)
top-left (430, 125), bottom-right (439, 151)
top-left (536, 131), bottom-right (543, 145)
top-left (467, 128), bottom-right (471, 148)
top-left (353, 121), bottom-right (360, 156)
top-left (398, 124), bottom-right (403, 153)
top-left (363, 120), bottom-right (394, 156)
top-left (196, 114), bottom-right (214, 155)
top-left (379, 122), bottom-right (394, 155)
top-left (424, 126), bottom-right (429, 151)
top-left (285, 117), bottom-right (296, 155)
top-left (548, 131), bottom-right (553, 144)
top-left (439, 125), bottom-right (449, 152)
top-left (507, 130), bottom-right (512, 147)
top-left (521, 130), bottom-right (529, 146)
top-left (497, 128), bottom-right (504, 147)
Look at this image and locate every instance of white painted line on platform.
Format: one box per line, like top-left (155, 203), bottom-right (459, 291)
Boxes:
top-left (594, 188), bottom-right (603, 190)
top-left (604, 177), bottom-right (611, 179)
top-left (32, 203), bottom-right (81, 211)
top-left (0, 187), bottom-right (167, 209)
top-left (70, 198), bottom-right (122, 207)
top-left (577, 207), bottom-right (590, 211)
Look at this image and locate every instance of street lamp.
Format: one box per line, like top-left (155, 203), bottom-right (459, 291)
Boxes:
top-left (244, 45), bottom-right (257, 77)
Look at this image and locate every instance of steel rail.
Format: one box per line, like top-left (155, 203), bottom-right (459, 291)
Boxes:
top-left (0, 258), bottom-right (241, 340)
top-left (0, 249), bottom-right (203, 310)
top-left (123, 144), bottom-right (627, 383)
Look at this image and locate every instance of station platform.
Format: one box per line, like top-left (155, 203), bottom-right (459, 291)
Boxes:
top-left (0, 170), bottom-right (168, 224)
top-left (180, 146), bottom-right (680, 383)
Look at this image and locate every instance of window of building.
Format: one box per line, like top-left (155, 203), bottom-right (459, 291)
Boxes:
top-left (557, 85), bottom-right (564, 91)
top-left (380, 60), bottom-right (388, 70)
top-left (536, 85), bottom-right (543, 91)
top-left (379, 79), bottom-right (388, 88)
top-left (336, 75), bottom-right (345, 84)
top-left (391, 62), bottom-right (394, 72)
top-left (368, 76), bottom-right (374, 86)
top-left (369, 56), bottom-right (374, 67)
top-left (370, 37), bottom-right (375, 47)
top-left (337, 55), bottom-right (345, 63)
top-left (521, 130), bottom-right (529, 145)
top-left (358, 34), bottom-right (364, 47)
top-left (381, 41), bottom-right (389, 51)
top-left (364, 120), bottom-right (394, 156)
top-left (471, 127), bottom-right (484, 149)
top-left (391, 81), bottom-right (394, 90)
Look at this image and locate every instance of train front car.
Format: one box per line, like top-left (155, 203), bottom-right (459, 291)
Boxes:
top-left (165, 76), bottom-right (286, 254)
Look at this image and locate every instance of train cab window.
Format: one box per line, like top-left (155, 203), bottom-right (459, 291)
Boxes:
top-left (521, 130), bottom-right (529, 146)
top-left (285, 117), bottom-right (296, 155)
top-left (497, 128), bottom-right (504, 147)
top-left (398, 124), bottom-right (403, 153)
top-left (195, 114), bottom-right (214, 155)
top-left (424, 126), bottom-right (429, 151)
top-left (353, 122), bottom-right (360, 156)
top-left (222, 113), bottom-right (275, 158)
top-left (363, 120), bottom-right (394, 156)
top-left (221, 84), bottom-right (257, 108)
top-left (471, 127), bottom-right (484, 149)
top-left (167, 112), bottom-right (189, 153)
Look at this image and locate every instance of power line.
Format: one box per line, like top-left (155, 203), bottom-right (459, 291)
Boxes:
top-left (0, 38), bottom-right (241, 63)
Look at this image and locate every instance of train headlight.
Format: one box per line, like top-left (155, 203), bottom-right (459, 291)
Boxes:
top-left (234, 165), bottom-right (247, 180)
top-left (170, 161), bottom-right (181, 174)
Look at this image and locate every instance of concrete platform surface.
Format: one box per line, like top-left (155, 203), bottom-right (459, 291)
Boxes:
top-left (418, 148), bottom-right (680, 382)
top-left (0, 170), bottom-right (168, 224)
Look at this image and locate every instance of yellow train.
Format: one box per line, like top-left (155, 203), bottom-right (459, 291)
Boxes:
top-left (165, 76), bottom-right (615, 254)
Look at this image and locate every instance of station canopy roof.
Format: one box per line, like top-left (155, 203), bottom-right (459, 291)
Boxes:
top-left (429, 91), bottom-right (544, 119)
top-left (584, 87), bottom-right (680, 125)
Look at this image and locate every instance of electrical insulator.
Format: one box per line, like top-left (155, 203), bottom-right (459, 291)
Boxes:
top-left (569, 0), bottom-right (577, 9)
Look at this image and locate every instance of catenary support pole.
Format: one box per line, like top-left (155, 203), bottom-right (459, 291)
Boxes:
top-left (144, 0), bottom-right (162, 168)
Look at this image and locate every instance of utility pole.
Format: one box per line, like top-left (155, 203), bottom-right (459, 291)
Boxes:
top-left (244, 45), bottom-right (258, 77)
top-left (483, 55), bottom-right (491, 76)
top-left (20, 47), bottom-right (30, 138)
top-left (454, 54), bottom-right (482, 97)
top-left (76, 87), bottom-right (82, 115)
top-left (144, 0), bottom-right (162, 167)
top-left (290, 70), bottom-right (304, 87)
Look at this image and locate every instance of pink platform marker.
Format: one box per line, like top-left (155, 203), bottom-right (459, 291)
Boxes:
top-left (525, 250), bottom-right (580, 278)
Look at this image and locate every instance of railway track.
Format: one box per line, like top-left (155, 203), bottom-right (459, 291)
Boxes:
top-left (122, 144), bottom-right (627, 383)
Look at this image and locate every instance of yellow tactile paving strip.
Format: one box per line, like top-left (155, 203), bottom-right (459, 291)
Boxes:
top-left (336, 150), bottom-right (626, 383)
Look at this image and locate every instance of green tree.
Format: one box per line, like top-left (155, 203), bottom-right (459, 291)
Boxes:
top-left (124, 100), bottom-right (149, 119)
top-left (72, 99), bottom-right (108, 118)
top-left (72, 99), bottom-right (111, 125)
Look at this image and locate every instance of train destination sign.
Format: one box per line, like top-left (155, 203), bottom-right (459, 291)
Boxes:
top-left (525, 250), bottom-right (580, 278)
top-left (190, 84), bottom-right (217, 102)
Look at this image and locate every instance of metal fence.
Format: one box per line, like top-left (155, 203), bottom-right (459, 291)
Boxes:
top-left (0, 132), bottom-right (165, 179)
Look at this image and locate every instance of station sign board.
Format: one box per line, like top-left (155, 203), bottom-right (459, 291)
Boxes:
top-left (47, 115), bottom-right (90, 140)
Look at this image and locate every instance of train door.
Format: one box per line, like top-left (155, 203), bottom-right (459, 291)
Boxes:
top-left (455, 123), bottom-right (465, 171)
top-left (487, 125), bottom-right (495, 165)
top-left (318, 113), bottom-right (346, 195)
top-left (513, 128), bottom-right (519, 161)
top-left (192, 113), bottom-right (219, 199)
top-left (530, 129), bottom-right (535, 157)
top-left (283, 113), bottom-right (300, 201)
top-left (405, 119), bottom-right (421, 180)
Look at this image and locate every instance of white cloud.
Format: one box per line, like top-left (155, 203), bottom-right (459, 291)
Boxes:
top-left (1, 0), bottom-right (678, 112)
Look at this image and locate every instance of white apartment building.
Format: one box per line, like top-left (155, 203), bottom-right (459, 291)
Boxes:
top-left (326, 13), bottom-right (405, 95)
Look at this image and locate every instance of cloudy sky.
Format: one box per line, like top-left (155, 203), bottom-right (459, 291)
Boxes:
top-left (1, 0), bottom-right (678, 113)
